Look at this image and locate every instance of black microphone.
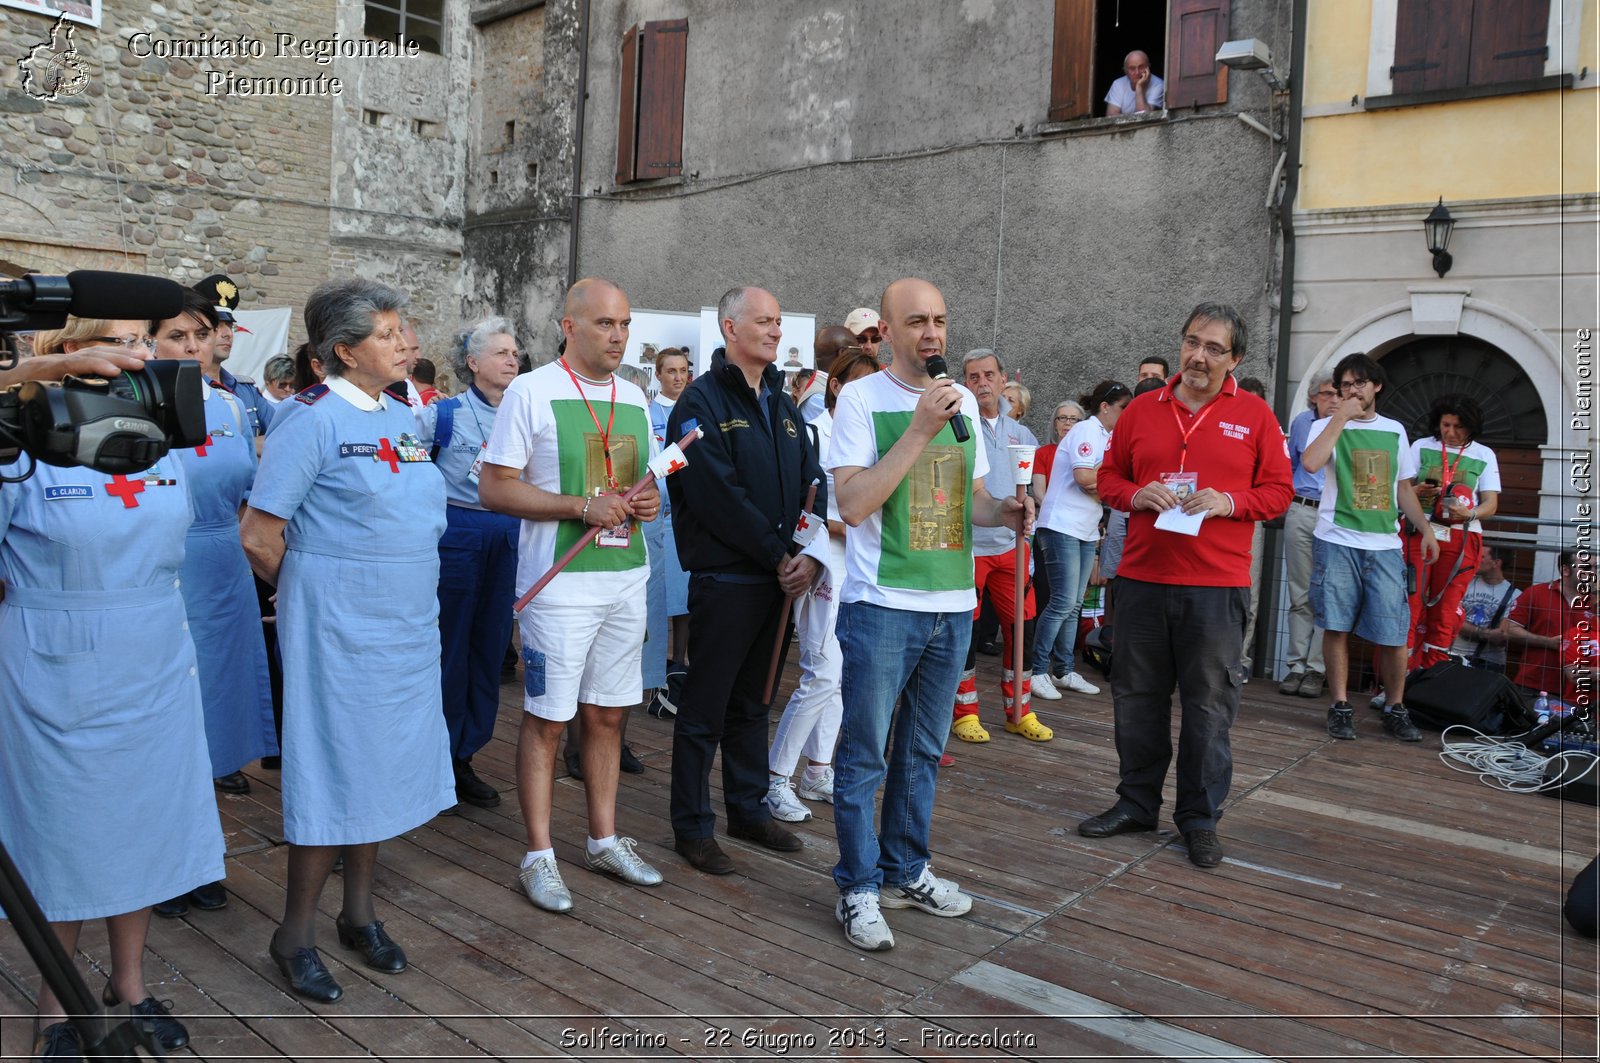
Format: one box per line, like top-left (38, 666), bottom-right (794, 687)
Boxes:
top-left (922, 355), bottom-right (970, 442)
top-left (0, 271), bottom-right (185, 322)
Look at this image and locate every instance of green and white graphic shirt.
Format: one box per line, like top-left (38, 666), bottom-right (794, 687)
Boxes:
top-left (829, 369), bottom-right (986, 613)
top-left (1411, 436), bottom-right (1501, 535)
top-left (484, 360), bottom-right (651, 605)
top-left (1307, 413), bottom-right (1416, 551)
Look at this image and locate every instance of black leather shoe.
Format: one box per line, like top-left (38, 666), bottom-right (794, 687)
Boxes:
top-left (269, 931), bottom-right (344, 1003)
top-left (1183, 828), bottom-right (1225, 868)
top-left (102, 984), bottom-right (188, 1051)
top-left (32, 1020), bottom-right (81, 1061)
top-left (1077, 807), bottom-right (1157, 838)
top-left (564, 751), bottom-right (584, 781)
top-left (260, 755), bottom-right (282, 770)
top-left (215, 771), bottom-right (251, 794)
top-left (727, 818), bottom-right (803, 852)
top-left (620, 743), bottom-right (645, 774)
top-left (152, 894), bottom-right (188, 918)
top-left (188, 881), bottom-right (228, 910)
top-left (335, 913), bottom-right (407, 973)
top-left (452, 759), bottom-right (501, 808)
top-left (674, 834), bottom-right (735, 875)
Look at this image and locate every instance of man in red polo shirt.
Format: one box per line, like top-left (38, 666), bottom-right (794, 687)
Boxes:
top-left (1505, 549), bottom-right (1595, 703)
top-left (1078, 303), bottom-right (1293, 868)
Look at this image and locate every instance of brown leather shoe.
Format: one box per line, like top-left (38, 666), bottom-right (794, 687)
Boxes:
top-left (674, 834), bottom-right (735, 875)
top-left (727, 818), bottom-right (803, 852)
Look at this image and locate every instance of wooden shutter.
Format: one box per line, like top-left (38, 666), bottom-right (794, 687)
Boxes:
top-left (1392, 0), bottom-right (1473, 93)
top-left (636, 20), bottom-right (688, 179)
top-left (1048, 0), bottom-right (1094, 121)
top-left (1468, 0), bottom-right (1550, 86)
top-left (615, 25), bottom-right (639, 183)
top-left (1166, 0), bottom-right (1229, 109)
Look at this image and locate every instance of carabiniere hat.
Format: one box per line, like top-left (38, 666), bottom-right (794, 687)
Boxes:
top-left (193, 273), bottom-right (240, 323)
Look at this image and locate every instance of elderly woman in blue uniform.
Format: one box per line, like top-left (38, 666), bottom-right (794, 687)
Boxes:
top-left (418, 316), bottom-right (522, 809)
top-left (1, 317), bottom-right (224, 1059)
top-left (148, 291), bottom-right (278, 919)
top-left (241, 278), bottom-right (453, 1004)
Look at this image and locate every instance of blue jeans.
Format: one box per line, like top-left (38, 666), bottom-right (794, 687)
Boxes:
top-left (832, 601), bottom-right (971, 894)
top-left (1032, 528), bottom-right (1098, 677)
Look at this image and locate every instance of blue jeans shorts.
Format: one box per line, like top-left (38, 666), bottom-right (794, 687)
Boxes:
top-left (1310, 538), bottom-right (1410, 647)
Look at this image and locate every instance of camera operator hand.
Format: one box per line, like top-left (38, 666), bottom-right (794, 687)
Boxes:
top-left (0, 349), bottom-right (149, 389)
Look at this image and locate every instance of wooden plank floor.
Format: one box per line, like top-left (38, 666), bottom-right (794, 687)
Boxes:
top-left (3, 648), bottom-right (1596, 1061)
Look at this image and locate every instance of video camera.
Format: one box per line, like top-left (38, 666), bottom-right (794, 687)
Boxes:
top-left (0, 271), bottom-right (207, 479)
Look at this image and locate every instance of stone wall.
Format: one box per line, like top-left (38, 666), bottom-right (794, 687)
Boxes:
top-left (461, 0), bottom-right (581, 364)
top-left (0, 0), bottom-right (338, 337)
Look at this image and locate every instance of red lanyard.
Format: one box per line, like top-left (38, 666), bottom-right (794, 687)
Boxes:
top-left (1438, 443), bottom-right (1467, 490)
top-left (559, 359), bottom-right (618, 490)
top-left (1169, 396), bottom-right (1220, 474)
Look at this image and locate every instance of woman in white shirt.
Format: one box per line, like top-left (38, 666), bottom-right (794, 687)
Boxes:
top-left (1033, 381), bottom-right (1132, 695)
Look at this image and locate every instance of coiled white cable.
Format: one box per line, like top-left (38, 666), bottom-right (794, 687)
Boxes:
top-left (1438, 724), bottom-right (1600, 793)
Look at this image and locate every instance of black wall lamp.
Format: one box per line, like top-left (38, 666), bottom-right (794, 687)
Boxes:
top-left (1425, 197), bottom-right (1455, 277)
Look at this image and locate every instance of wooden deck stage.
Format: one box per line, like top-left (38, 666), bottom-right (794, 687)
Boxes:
top-left (2, 653), bottom-right (1596, 1062)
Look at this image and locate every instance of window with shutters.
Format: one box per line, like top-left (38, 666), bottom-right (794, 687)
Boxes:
top-left (616, 20), bottom-right (688, 185)
top-left (1048, 0), bottom-right (1229, 123)
top-left (1386, 0), bottom-right (1553, 97)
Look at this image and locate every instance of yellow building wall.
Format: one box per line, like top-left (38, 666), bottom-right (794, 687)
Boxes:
top-left (1300, 0), bottom-right (1599, 209)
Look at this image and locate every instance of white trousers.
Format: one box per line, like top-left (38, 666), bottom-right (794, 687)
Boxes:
top-left (768, 538), bottom-right (845, 776)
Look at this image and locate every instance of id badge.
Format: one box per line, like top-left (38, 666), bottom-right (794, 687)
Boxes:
top-left (1161, 472), bottom-right (1198, 500)
top-left (596, 521), bottom-right (632, 548)
top-left (1430, 522), bottom-right (1452, 543)
top-left (467, 443), bottom-right (485, 486)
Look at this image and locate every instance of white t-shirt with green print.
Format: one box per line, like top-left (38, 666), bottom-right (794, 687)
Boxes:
top-left (1307, 413), bottom-right (1416, 551)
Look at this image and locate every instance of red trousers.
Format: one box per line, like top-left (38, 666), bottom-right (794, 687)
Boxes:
top-left (954, 545), bottom-right (1036, 721)
top-left (1405, 528), bottom-right (1481, 669)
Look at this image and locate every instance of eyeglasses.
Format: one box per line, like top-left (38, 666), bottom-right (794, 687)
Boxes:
top-left (1337, 379), bottom-right (1374, 392)
top-left (94, 335), bottom-right (155, 350)
top-left (1181, 335), bottom-right (1232, 359)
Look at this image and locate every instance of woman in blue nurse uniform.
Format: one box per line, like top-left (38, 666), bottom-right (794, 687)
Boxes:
top-left (241, 278), bottom-right (453, 1004)
top-left (418, 317), bottom-right (522, 809)
top-left (0, 317), bottom-right (224, 1059)
top-left (150, 291), bottom-right (277, 919)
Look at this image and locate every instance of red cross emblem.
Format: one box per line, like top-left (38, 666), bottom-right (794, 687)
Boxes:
top-left (667, 456), bottom-right (686, 474)
top-left (376, 437), bottom-right (401, 473)
top-left (194, 434), bottom-right (213, 458)
top-left (1017, 459), bottom-right (1031, 471)
top-left (105, 475), bottom-right (145, 508)
top-left (796, 513), bottom-right (811, 532)
top-left (934, 489), bottom-right (948, 505)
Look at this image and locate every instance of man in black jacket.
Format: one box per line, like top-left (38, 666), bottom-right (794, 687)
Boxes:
top-left (666, 286), bottom-right (830, 874)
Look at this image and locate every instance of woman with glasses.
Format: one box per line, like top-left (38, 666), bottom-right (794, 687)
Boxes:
top-left (241, 279), bottom-right (453, 1004)
top-left (148, 290), bottom-right (277, 917)
top-left (420, 317), bottom-right (524, 809)
top-left (5, 318), bottom-right (223, 1059)
top-left (1030, 401), bottom-right (1087, 628)
top-left (1033, 381), bottom-right (1132, 697)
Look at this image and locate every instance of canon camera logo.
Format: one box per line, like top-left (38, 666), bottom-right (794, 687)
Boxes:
top-left (113, 419), bottom-right (150, 432)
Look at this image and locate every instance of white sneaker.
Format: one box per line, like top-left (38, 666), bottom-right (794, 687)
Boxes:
top-left (879, 865), bottom-right (973, 918)
top-left (1029, 673), bottom-right (1062, 700)
top-left (836, 889), bottom-right (894, 951)
top-left (1058, 671), bottom-right (1101, 695)
top-left (1369, 691), bottom-right (1388, 711)
top-left (765, 777), bottom-right (812, 822)
top-left (797, 766), bottom-right (834, 803)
